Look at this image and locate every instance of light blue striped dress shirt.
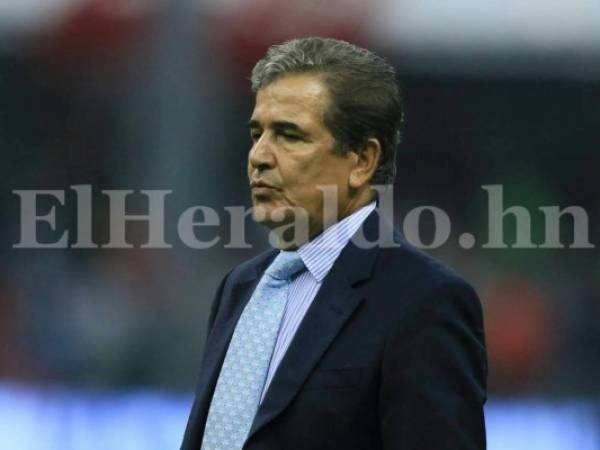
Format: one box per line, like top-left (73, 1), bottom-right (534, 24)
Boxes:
top-left (260, 201), bottom-right (376, 401)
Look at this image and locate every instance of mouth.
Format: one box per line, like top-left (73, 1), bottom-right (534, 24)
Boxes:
top-left (250, 180), bottom-right (278, 195)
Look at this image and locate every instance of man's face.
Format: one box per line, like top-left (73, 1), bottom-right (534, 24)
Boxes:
top-left (247, 73), bottom-right (356, 235)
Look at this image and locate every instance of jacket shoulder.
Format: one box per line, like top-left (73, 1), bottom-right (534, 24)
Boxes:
top-left (383, 232), bottom-right (474, 294)
top-left (368, 232), bottom-right (483, 333)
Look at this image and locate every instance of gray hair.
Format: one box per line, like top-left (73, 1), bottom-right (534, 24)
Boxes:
top-left (251, 37), bottom-right (403, 185)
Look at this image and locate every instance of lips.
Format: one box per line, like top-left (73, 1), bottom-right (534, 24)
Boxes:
top-left (251, 180), bottom-right (276, 188)
top-left (250, 180), bottom-right (278, 196)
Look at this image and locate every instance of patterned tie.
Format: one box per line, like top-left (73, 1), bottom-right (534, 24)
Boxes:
top-left (201, 251), bottom-right (305, 450)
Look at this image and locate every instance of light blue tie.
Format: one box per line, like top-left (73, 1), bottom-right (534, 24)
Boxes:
top-left (201, 251), bottom-right (305, 450)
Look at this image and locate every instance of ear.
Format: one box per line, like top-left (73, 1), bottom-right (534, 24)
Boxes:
top-left (349, 138), bottom-right (382, 189)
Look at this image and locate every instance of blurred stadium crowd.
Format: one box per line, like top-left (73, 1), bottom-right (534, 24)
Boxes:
top-left (0, 0), bottom-right (599, 448)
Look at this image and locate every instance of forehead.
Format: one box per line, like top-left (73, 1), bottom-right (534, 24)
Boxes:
top-left (251, 74), bottom-right (330, 126)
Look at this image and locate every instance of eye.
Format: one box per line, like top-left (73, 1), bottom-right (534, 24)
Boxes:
top-left (250, 130), bottom-right (262, 142)
top-left (281, 133), bottom-right (302, 142)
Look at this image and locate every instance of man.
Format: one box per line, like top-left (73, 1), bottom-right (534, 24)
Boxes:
top-left (181, 37), bottom-right (487, 450)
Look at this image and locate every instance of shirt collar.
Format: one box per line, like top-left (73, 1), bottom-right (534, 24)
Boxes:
top-left (297, 202), bottom-right (376, 282)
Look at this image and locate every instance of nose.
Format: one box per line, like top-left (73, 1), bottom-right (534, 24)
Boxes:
top-left (248, 132), bottom-right (276, 172)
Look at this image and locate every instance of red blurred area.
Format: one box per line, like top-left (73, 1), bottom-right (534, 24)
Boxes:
top-left (484, 277), bottom-right (557, 394)
top-left (33, 0), bottom-right (161, 65)
top-left (208, 0), bottom-right (372, 76)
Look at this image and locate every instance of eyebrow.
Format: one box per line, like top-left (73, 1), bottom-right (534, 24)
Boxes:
top-left (247, 120), bottom-right (307, 136)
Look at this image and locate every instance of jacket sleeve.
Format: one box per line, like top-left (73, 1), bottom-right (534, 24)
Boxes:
top-left (379, 280), bottom-right (488, 450)
top-left (204, 269), bottom-right (232, 341)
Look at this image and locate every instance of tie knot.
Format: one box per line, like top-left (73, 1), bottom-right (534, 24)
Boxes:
top-left (265, 251), bottom-right (305, 280)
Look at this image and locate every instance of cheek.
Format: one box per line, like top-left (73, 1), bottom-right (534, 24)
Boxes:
top-left (284, 154), bottom-right (326, 183)
top-left (283, 180), bottom-right (325, 215)
top-left (278, 147), bottom-right (339, 201)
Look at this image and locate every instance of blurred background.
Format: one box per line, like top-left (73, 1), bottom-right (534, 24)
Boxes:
top-left (1, 0), bottom-right (599, 448)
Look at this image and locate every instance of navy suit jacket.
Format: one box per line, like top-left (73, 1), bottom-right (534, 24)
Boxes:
top-left (181, 210), bottom-right (487, 450)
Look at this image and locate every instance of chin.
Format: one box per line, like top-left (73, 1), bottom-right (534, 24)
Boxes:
top-left (251, 202), bottom-right (276, 225)
top-left (251, 202), bottom-right (299, 228)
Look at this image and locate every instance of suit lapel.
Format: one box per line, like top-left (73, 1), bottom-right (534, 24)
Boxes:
top-left (246, 210), bottom-right (384, 442)
top-left (189, 252), bottom-right (278, 444)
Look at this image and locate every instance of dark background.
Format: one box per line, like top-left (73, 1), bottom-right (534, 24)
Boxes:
top-left (1, 1), bottom-right (599, 448)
